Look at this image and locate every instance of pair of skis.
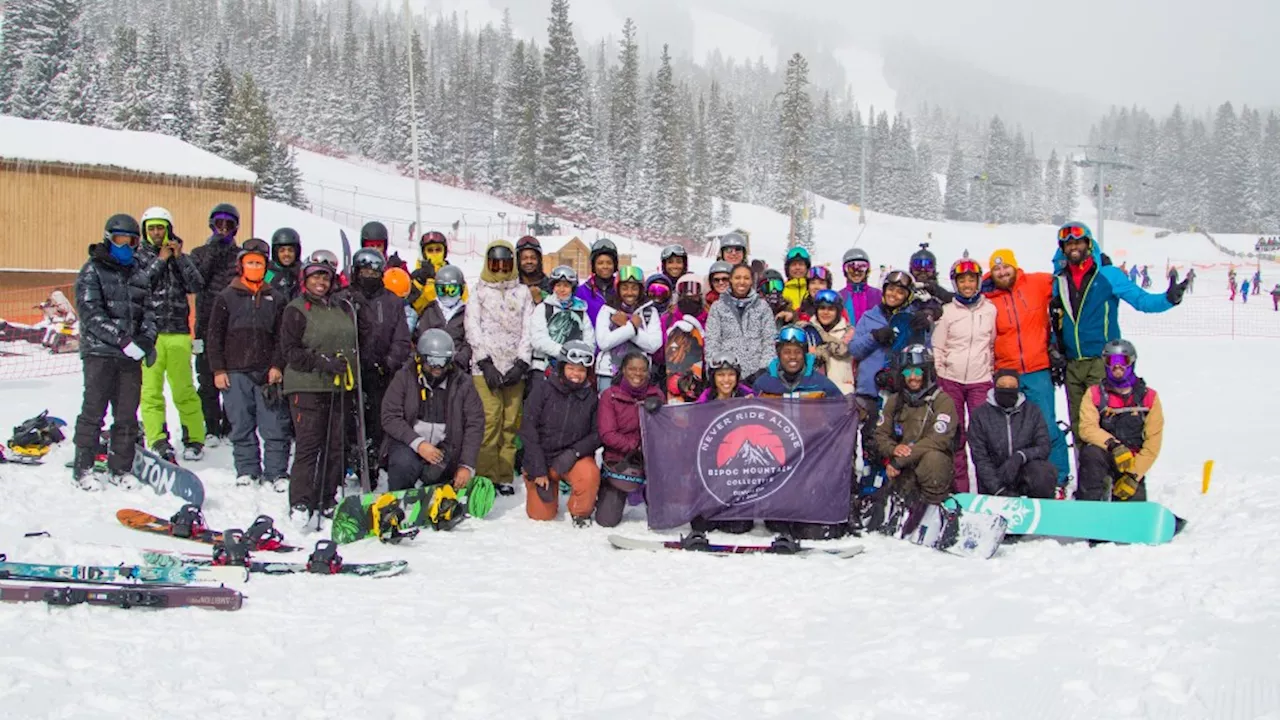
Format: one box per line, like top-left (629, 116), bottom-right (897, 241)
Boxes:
top-left (0, 583), bottom-right (243, 611)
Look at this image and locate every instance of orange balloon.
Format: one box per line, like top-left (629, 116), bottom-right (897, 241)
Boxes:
top-left (384, 267), bottom-right (412, 298)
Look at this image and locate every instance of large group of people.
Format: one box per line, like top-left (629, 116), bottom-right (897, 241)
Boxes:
top-left (71, 206), bottom-right (1188, 536)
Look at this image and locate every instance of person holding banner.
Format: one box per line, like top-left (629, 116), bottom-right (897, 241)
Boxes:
top-left (871, 344), bottom-right (958, 506)
top-left (753, 325), bottom-right (843, 399)
top-left (596, 352), bottom-right (665, 527)
top-left (520, 340), bottom-right (602, 526)
top-left (705, 264), bottom-right (777, 385)
top-left (696, 354), bottom-right (755, 403)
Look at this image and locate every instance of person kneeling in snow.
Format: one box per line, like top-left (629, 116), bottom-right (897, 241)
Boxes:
top-left (380, 329), bottom-right (484, 493)
top-left (1075, 339), bottom-right (1164, 502)
top-left (871, 345), bottom-right (957, 508)
top-left (967, 369), bottom-right (1057, 499)
top-left (596, 351), bottom-right (665, 527)
top-left (519, 340), bottom-right (602, 527)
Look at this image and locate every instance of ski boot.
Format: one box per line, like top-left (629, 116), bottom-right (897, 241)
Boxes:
top-left (306, 540), bottom-right (343, 575)
top-left (572, 515), bottom-right (594, 529)
top-left (169, 504), bottom-right (207, 539)
top-left (182, 443), bottom-right (204, 462)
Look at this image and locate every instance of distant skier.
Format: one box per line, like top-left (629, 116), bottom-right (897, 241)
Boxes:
top-left (1075, 340), bottom-right (1163, 502)
top-left (1128, 265), bottom-right (1140, 283)
top-left (1242, 279), bottom-right (1251, 302)
top-left (1185, 268), bottom-right (1197, 294)
top-left (1253, 270), bottom-right (1262, 295)
top-left (1166, 265), bottom-right (1178, 285)
top-left (1140, 265), bottom-right (1151, 289)
top-left (1272, 284), bottom-right (1280, 311)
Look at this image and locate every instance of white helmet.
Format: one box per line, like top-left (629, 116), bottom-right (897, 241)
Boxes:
top-left (140, 206), bottom-right (173, 227)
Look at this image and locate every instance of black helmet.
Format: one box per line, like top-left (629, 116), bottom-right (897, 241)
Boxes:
top-left (271, 227), bottom-right (301, 248)
top-left (361, 221), bottom-right (389, 242)
top-left (909, 243), bottom-right (937, 276)
top-left (417, 328), bottom-right (456, 367)
top-left (486, 244), bottom-right (515, 262)
top-left (103, 213), bottom-right (140, 242)
top-left (589, 238), bottom-right (618, 268)
top-left (896, 343), bottom-right (936, 388)
top-left (209, 203), bottom-right (240, 226)
top-left (661, 244), bottom-right (689, 261)
top-left (352, 247), bottom-right (387, 273)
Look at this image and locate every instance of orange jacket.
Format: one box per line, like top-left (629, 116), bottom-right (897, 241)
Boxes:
top-left (983, 269), bottom-right (1054, 374)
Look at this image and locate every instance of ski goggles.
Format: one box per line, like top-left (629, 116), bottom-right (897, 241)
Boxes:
top-left (563, 347), bottom-right (596, 367)
top-left (423, 353), bottom-right (452, 369)
top-left (706, 354), bottom-right (740, 372)
top-left (883, 270), bottom-right (913, 290)
top-left (1105, 353), bottom-right (1133, 369)
top-left (549, 266), bottom-right (578, 284)
top-left (646, 282), bottom-right (672, 301)
top-left (619, 266), bottom-right (645, 284)
top-left (910, 257), bottom-right (935, 272)
top-left (1058, 224), bottom-right (1092, 242)
top-left (786, 247), bottom-right (811, 263)
top-left (676, 279), bottom-right (703, 295)
top-left (901, 366), bottom-right (924, 379)
top-left (813, 289), bottom-right (841, 307)
top-left (777, 326), bottom-right (808, 345)
top-left (807, 266), bottom-right (833, 282)
top-left (951, 259), bottom-right (982, 277)
top-left (437, 283), bottom-right (462, 298)
top-left (309, 249), bottom-right (340, 268)
top-left (420, 231), bottom-right (448, 247)
top-left (661, 244), bottom-right (688, 261)
top-left (759, 278), bottom-right (784, 294)
top-left (844, 260), bottom-right (870, 273)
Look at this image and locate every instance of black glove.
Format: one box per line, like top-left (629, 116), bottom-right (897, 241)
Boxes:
top-left (501, 359), bottom-right (529, 387)
top-left (261, 383), bottom-right (285, 410)
top-left (871, 326), bottom-right (896, 346)
top-left (909, 312), bottom-right (933, 332)
top-left (410, 266), bottom-right (435, 285)
top-left (478, 358), bottom-right (503, 390)
top-left (643, 396), bottom-right (663, 414)
top-left (1166, 277), bottom-right (1189, 305)
top-left (550, 450), bottom-right (578, 477)
top-left (999, 451), bottom-right (1026, 485)
top-left (874, 367), bottom-right (897, 392)
top-left (318, 354), bottom-right (346, 374)
top-left (1048, 343), bottom-right (1067, 387)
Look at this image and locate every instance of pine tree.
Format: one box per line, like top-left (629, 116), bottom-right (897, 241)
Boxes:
top-left (943, 143), bottom-right (968, 220)
top-left (810, 92), bottom-right (840, 199)
top-left (1210, 102), bottom-right (1247, 232)
top-left (1043, 150), bottom-right (1062, 223)
top-left (224, 72), bottom-right (274, 179)
top-left (539, 0), bottom-right (595, 212)
top-left (914, 140), bottom-right (942, 220)
top-left (49, 31), bottom-right (100, 125)
top-left (776, 53), bottom-right (812, 235)
top-left (687, 92), bottom-right (712, 238)
top-left (160, 54), bottom-right (195, 141)
top-left (2, 0), bottom-right (83, 118)
top-left (609, 18), bottom-right (642, 224)
top-left (195, 58), bottom-right (235, 156)
top-left (708, 81), bottom-right (741, 204)
top-left (1262, 112), bottom-right (1280, 228)
top-left (983, 116), bottom-right (1014, 223)
top-left (263, 138), bottom-right (308, 208)
top-left (1058, 153), bottom-right (1078, 220)
top-left (503, 40), bottom-right (542, 199)
top-left (641, 45), bottom-right (686, 237)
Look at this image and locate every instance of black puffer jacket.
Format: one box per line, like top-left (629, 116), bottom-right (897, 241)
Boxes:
top-left (136, 238), bottom-right (204, 334)
top-left (339, 286), bottom-right (412, 376)
top-left (417, 301), bottom-right (472, 373)
top-left (267, 262), bottom-right (300, 303)
top-left (518, 371), bottom-right (600, 479)
top-left (968, 392), bottom-right (1051, 495)
top-left (74, 243), bottom-right (157, 360)
top-left (191, 235), bottom-right (240, 339)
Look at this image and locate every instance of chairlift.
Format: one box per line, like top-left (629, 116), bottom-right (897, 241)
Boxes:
top-left (1133, 210), bottom-right (1162, 218)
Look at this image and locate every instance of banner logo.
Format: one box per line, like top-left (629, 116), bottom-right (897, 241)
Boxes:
top-left (697, 405), bottom-right (804, 505)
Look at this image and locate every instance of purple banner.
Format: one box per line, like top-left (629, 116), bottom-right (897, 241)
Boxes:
top-left (641, 397), bottom-right (857, 529)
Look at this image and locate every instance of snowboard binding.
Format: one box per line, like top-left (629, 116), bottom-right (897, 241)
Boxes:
top-left (370, 494), bottom-right (419, 544)
top-left (211, 529), bottom-right (252, 567)
top-left (306, 540), bottom-right (343, 575)
top-left (168, 504), bottom-right (206, 539)
top-left (243, 515), bottom-right (286, 552)
top-left (766, 534), bottom-right (802, 555)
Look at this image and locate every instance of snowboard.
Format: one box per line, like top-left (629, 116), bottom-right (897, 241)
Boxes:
top-left (140, 550), bottom-right (408, 578)
top-left (116, 509), bottom-right (304, 553)
top-left (330, 486), bottom-right (445, 544)
top-left (132, 444), bottom-right (205, 507)
top-left (607, 534), bottom-right (866, 559)
top-left (865, 494), bottom-right (1008, 560)
top-left (0, 582), bottom-right (244, 611)
top-left (0, 558), bottom-right (245, 585)
top-left (952, 492), bottom-right (1187, 545)
top-left (663, 323), bottom-right (704, 402)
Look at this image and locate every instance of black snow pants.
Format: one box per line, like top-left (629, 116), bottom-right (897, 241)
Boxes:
top-left (73, 356), bottom-right (143, 474)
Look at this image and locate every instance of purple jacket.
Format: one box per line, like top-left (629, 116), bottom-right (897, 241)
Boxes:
top-left (575, 276), bottom-right (617, 327)
top-left (839, 283), bottom-right (882, 326)
top-left (695, 385), bottom-right (755, 403)
top-left (598, 383), bottom-right (665, 464)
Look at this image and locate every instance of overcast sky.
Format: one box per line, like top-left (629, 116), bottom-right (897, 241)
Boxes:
top-left (411, 0), bottom-right (1276, 111)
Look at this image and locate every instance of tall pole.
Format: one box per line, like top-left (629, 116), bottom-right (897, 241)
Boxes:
top-left (858, 137), bottom-right (867, 225)
top-left (1095, 163), bottom-right (1106, 250)
top-left (404, 0), bottom-right (423, 241)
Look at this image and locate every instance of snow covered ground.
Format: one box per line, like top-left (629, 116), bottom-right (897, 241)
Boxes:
top-left (2, 333), bottom-right (1278, 718)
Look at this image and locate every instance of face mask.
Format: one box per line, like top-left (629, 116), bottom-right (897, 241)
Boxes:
top-left (424, 248), bottom-right (446, 270)
top-left (242, 258), bottom-right (267, 283)
top-left (994, 387), bottom-right (1019, 409)
top-left (358, 275), bottom-right (384, 296)
top-left (678, 297), bottom-right (703, 316)
top-left (438, 293), bottom-right (462, 309)
top-left (109, 241), bottom-right (135, 266)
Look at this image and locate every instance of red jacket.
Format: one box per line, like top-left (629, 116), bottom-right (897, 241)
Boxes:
top-left (598, 383), bottom-right (665, 465)
top-left (983, 269), bottom-right (1054, 374)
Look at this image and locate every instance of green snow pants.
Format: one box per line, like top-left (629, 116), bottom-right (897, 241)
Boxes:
top-left (141, 333), bottom-right (206, 448)
top-left (1064, 357), bottom-right (1106, 442)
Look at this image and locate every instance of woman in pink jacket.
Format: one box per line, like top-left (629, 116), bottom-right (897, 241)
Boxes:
top-left (931, 257), bottom-right (996, 493)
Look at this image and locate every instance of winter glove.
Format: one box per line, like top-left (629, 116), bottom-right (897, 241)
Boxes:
top-left (144, 348), bottom-right (158, 367)
top-left (643, 396), bottom-right (663, 414)
top-left (317, 354), bottom-right (346, 374)
top-left (1107, 439), bottom-right (1136, 474)
top-left (122, 341), bottom-right (146, 361)
top-left (1048, 343), bottom-right (1067, 387)
top-left (478, 358), bottom-right (503, 390)
top-left (874, 367), bottom-right (897, 392)
top-left (871, 326), bottom-right (896, 347)
top-left (410, 266), bottom-right (435, 285)
top-left (999, 451), bottom-right (1027, 485)
top-left (1166, 277), bottom-right (1189, 305)
top-left (1112, 472), bottom-right (1140, 501)
top-left (261, 383), bottom-right (285, 410)
top-left (501, 359), bottom-right (529, 387)
top-left (191, 339), bottom-right (204, 355)
top-left (550, 450), bottom-right (578, 478)
top-left (909, 312), bottom-right (933, 332)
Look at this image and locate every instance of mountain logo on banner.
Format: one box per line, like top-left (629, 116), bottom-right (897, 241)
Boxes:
top-left (697, 405), bottom-right (804, 506)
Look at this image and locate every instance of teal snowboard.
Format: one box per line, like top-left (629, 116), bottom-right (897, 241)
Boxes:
top-left (953, 493), bottom-right (1186, 545)
top-left (0, 558), bottom-right (246, 585)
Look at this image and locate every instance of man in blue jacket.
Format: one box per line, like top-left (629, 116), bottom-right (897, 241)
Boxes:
top-left (752, 325), bottom-right (843, 399)
top-left (1051, 221), bottom-right (1186, 438)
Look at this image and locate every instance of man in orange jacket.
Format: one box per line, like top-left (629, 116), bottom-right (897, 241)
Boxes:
top-left (982, 249), bottom-right (1070, 489)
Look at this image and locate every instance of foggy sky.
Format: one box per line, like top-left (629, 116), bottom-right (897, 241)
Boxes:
top-left (409, 0), bottom-right (1276, 112)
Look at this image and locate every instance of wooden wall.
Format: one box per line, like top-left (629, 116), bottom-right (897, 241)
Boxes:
top-left (540, 238), bottom-right (633, 280)
top-left (0, 161), bottom-right (254, 272)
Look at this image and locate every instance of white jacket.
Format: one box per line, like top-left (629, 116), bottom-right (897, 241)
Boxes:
top-left (528, 295), bottom-right (596, 371)
top-left (594, 302), bottom-right (663, 379)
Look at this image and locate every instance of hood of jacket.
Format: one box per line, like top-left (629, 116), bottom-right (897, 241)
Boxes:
top-left (766, 353), bottom-right (817, 379)
top-left (480, 239), bottom-right (518, 284)
top-left (985, 388), bottom-right (1027, 411)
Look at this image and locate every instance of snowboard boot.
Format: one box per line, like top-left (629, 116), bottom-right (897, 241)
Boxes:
top-left (495, 482), bottom-right (516, 497)
top-left (572, 515), bottom-right (594, 529)
top-left (678, 531), bottom-right (710, 551)
top-left (152, 439), bottom-right (177, 464)
top-left (270, 476), bottom-right (289, 493)
top-left (767, 533), bottom-right (802, 555)
top-left (108, 471), bottom-right (141, 490)
top-left (71, 449), bottom-right (103, 491)
top-left (288, 504), bottom-right (313, 533)
top-left (182, 443), bottom-right (205, 462)
top-left (236, 474), bottom-right (261, 487)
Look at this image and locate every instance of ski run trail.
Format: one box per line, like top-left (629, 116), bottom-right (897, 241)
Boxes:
top-left (2, 335), bottom-right (1278, 719)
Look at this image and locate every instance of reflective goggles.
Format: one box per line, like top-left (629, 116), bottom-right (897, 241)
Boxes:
top-left (661, 244), bottom-right (687, 261)
top-left (706, 355), bottom-right (739, 371)
top-left (646, 282), bottom-right (672, 300)
top-left (563, 347), bottom-right (596, 367)
top-left (807, 266), bottom-right (833, 282)
top-left (777, 326), bottom-right (808, 345)
top-left (883, 270), bottom-right (913, 289)
top-left (676, 280), bottom-right (703, 295)
top-left (437, 283), bottom-right (463, 298)
top-left (901, 367), bottom-right (924, 379)
top-left (844, 260), bottom-right (870, 273)
top-left (423, 353), bottom-right (452, 369)
top-left (1058, 224), bottom-right (1091, 242)
top-left (951, 259), bottom-right (982, 277)
top-left (709, 274), bottom-right (731, 286)
top-left (549, 266), bottom-right (578, 283)
top-left (910, 257), bottom-right (935, 272)
top-left (760, 278), bottom-right (784, 294)
top-left (619, 266), bottom-right (645, 284)
top-left (1105, 353), bottom-right (1133, 368)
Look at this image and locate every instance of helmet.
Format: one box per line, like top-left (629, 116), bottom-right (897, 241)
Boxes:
top-left (661, 244), bottom-right (688, 261)
top-left (758, 271), bottom-right (784, 296)
top-left (785, 246), bottom-right (811, 267)
top-left (420, 230), bottom-right (448, 248)
top-left (434, 264), bottom-right (465, 288)
top-left (882, 269), bottom-right (914, 294)
top-left (384, 267), bottom-right (412, 298)
top-left (486, 244), bottom-right (514, 262)
top-left (208, 203), bottom-right (240, 226)
top-left (271, 227), bottom-right (301, 248)
top-left (807, 266), bottom-right (833, 283)
top-left (589, 238), bottom-right (618, 267)
top-left (140, 207), bottom-right (173, 229)
top-left (515, 235), bottom-right (542, 255)
top-left (675, 273), bottom-right (703, 296)
top-left (560, 339), bottom-right (596, 368)
top-left (352, 247), bottom-right (387, 273)
top-left (618, 265), bottom-right (645, 285)
top-left (103, 213), bottom-right (140, 242)
top-left (776, 324), bottom-right (808, 349)
top-left (1102, 338), bottom-right (1137, 363)
top-left (549, 265), bottom-right (578, 285)
top-left (360, 221), bottom-right (389, 243)
top-left (842, 248), bottom-right (870, 266)
top-left (910, 243), bottom-right (937, 275)
top-left (813, 289), bottom-right (841, 308)
top-left (308, 249), bottom-right (339, 269)
top-left (706, 353), bottom-right (741, 374)
top-left (897, 343), bottom-right (936, 386)
top-left (1102, 338), bottom-right (1138, 388)
top-left (1057, 221), bottom-right (1094, 246)
top-left (719, 232), bottom-right (747, 252)
top-left (949, 257), bottom-right (982, 281)
top-left (417, 328), bottom-right (456, 367)
top-left (238, 238), bottom-right (271, 267)
top-left (708, 261), bottom-right (734, 278)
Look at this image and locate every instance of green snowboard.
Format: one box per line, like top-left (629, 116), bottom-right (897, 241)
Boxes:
top-left (330, 478), bottom-right (491, 544)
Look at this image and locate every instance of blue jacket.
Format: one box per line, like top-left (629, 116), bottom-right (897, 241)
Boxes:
top-left (753, 354), bottom-right (842, 398)
top-left (1052, 244), bottom-right (1173, 359)
top-left (847, 304), bottom-right (925, 396)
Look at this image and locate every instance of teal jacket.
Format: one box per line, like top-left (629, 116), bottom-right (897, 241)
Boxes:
top-left (1052, 244), bottom-right (1172, 359)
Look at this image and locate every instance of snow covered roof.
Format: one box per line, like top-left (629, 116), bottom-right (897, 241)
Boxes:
top-left (532, 235), bottom-right (588, 254)
top-left (0, 116), bottom-right (257, 185)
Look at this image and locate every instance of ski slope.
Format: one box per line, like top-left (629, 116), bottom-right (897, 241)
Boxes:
top-left (2, 335), bottom-right (1279, 718)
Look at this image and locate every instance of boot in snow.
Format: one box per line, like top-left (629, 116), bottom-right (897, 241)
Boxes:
top-left (152, 439), bottom-right (177, 464)
top-left (182, 443), bottom-right (204, 461)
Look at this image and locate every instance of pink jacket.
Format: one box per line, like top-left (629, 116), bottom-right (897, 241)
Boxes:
top-left (931, 296), bottom-right (996, 384)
